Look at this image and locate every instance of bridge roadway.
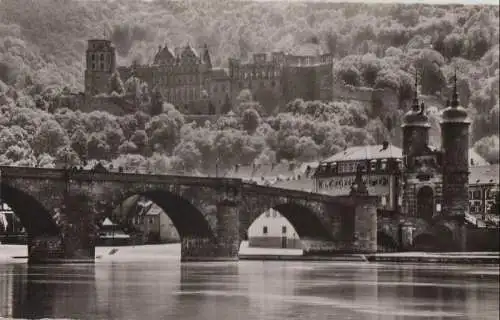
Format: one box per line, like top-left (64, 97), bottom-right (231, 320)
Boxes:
top-left (0, 165), bottom-right (338, 204)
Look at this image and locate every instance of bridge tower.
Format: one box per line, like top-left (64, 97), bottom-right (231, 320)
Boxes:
top-left (84, 39), bottom-right (116, 96)
top-left (401, 75), bottom-right (431, 219)
top-left (440, 72), bottom-right (470, 251)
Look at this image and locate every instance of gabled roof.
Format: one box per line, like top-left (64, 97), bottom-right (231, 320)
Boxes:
top-left (320, 145), bottom-right (490, 166)
top-left (469, 164), bottom-right (499, 185)
top-left (102, 218), bottom-right (116, 226)
top-left (182, 44), bottom-right (199, 59)
top-left (322, 144), bottom-right (403, 163)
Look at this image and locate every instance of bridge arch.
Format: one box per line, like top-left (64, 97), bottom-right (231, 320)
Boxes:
top-left (377, 231), bottom-right (398, 252)
top-left (104, 188), bottom-right (216, 239)
top-left (0, 182), bottom-right (60, 237)
top-left (271, 202), bottom-right (333, 240)
top-left (412, 224), bottom-right (453, 252)
top-left (244, 200), bottom-right (334, 243)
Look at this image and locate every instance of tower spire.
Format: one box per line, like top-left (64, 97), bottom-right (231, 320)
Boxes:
top-left (412, 68), bottom-right (420, 112)
top-left (451, 67), bottom-right (459, 108)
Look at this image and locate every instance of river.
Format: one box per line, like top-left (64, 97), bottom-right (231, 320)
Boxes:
top-left (0, 245), bottom-right (498, 320)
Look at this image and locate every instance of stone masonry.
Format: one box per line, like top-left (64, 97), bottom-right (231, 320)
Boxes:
top-left (0, 166), bottom-right (378, 264)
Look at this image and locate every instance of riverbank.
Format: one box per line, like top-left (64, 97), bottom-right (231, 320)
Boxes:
top-left (366, 252), bottom-right (499, 264)
top-left (1, 243), bottom-right (498, 264)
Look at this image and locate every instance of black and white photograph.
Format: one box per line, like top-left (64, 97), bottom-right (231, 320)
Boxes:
top-left (0, 0), bottom-right (498, 319)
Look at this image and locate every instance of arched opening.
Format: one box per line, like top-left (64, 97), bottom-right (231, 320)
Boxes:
top-left (412, 233), bottom-right (437, 251)
top-left (241, 203), bottom-right (333, 256)
top-left (95, 190), bottom-right (214, 260)
top-left (0, 183), bottom-right (61, 258)
top-left (412, 226), bottom-right (453, 252)
top-left (377, 231), bottom-right (398, 252)
top-left (0, 183), bottom-right (60, 244)
top-left (243, 208), bottom-right (302, 254)
top-left (417, 186), bottom-right (434, 221)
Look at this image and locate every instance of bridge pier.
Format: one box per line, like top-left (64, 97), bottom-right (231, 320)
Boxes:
top-left (351, 196), bottom-right (378, 253)
top-left (181, 199), bottom-right (240, 262)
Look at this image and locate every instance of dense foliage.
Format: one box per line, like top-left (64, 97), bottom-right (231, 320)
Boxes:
top-left (0, 0), bottom-right (498, 171)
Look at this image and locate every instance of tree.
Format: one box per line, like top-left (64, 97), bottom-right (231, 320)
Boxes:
top-left (87, 133), bottom-right (111, 160)
top-left (241, 108), bottom-right (261, 134)
top-left (130, 129), bottom-right (148, 154)
top-left (118, 141), bottom-right (138, 154)
top-left (32, 119), bottom-right (70, 156)
top-left (37, 153), bottom-right (56, 168)
top-left (70, 128), bottom-right (88, 160)
top-left (55, 146), bottom-right (80, 168)
top-left (172, 140), bottom-right (202, 172)
top-left (108, 71), bottom-right (125, 95)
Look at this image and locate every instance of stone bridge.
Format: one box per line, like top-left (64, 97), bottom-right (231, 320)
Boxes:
top-left (0, 166), bottom-right (378, 264)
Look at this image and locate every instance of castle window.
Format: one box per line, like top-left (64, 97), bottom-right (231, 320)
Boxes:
top-left (92, 63), bottom-right (96, 70)
top-left (100, 63), bottom-right (104, 70)
top-left (263, 226), bottom-right (268, 234)
top-left (282, 226), bottom-right (287, 234)
top-left (100, 53), bottom-right (104, 61)
top-left (91, 54), bottom-right (96, 61)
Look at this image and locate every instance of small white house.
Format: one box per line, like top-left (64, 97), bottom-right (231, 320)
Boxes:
top-left (248, 208), bottom-right (301, 249)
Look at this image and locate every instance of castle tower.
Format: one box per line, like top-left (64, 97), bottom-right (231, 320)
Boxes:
top-left (84, 39), bottom-right (116, 96)
top-left (440, 71), bottom-right (470, 251)
top-left (400, 74), bottom-right (432, 219)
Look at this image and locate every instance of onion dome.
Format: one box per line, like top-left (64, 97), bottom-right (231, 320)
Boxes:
top-left (441, 72), bottom-right (469, 123)
top-left (402, 74), bottom-right (430, 128)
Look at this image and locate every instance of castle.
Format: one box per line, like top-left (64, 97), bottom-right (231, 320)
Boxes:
top-left (84, 39), bottom-right (336, 114)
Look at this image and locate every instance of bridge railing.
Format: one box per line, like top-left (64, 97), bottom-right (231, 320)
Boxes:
top-left (0, 166), bottom-right (376, 205)
top-left (0, 166), bottom-right (243, 186)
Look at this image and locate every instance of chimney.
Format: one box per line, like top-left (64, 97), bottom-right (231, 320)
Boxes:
top-left (381, 141), bottom-right (389, 151)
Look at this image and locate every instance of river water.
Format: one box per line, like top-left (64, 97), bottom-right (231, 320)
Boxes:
top-left (0, 248), bottom-right (498, 320)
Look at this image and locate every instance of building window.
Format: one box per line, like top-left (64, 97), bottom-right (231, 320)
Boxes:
top-left (381, 160), bottom-right (387, 171)
top-left (263, 226), bottom-right (268, 234)
top-left (282, 226), bottom-right (287, 234)
top-left (381, 195), bottom-right (387, 206)
top-left (472, 190), bottom-right (481, 200)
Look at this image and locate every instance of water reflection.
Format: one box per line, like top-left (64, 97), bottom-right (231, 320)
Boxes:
top-left (0, 261), bottom-right (498, 320)
top-left (0, 264), bottom-right (97, 319)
